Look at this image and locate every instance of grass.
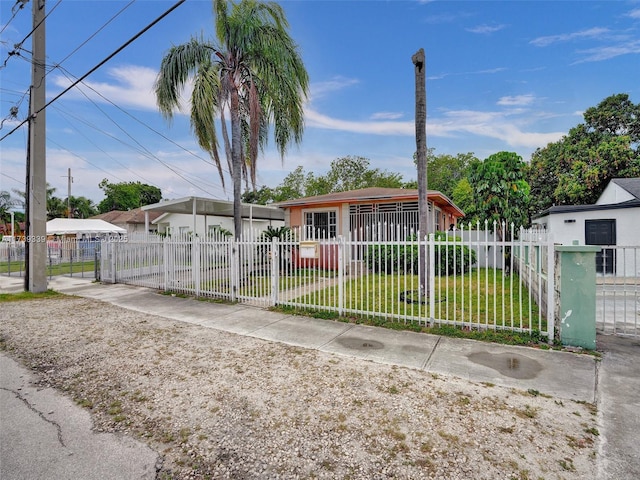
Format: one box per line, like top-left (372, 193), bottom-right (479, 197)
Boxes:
top-left (0, 260), bottom-right (97, 276)
top-left (0, 290), bottom-right (61, 302)
top-left (271, 267), bottom-right (545, 338)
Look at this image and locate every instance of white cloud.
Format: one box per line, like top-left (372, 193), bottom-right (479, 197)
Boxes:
top-left (304, 106), bottom-right (563, 149)
top-left (428, 67), bottom-right (507, 81)
top-left (370, 112), bottom-right (404, 120)
top-left (497, 94), bottom-right (535, 106)
top-left (574, 39), bottom-right (640, 62)
top-left (627, 8), bottom-right (640, 19)
top-left (530, 27), bottom-right (610, 47)
top-left (309, 76), bottom-right (360, 100)
top-left (466, 24), bottom-right (506, 34)
top-left (51, 65), bottom-right (189, 112)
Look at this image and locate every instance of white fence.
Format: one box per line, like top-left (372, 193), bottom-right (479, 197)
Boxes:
top-left (0, 238), bottom-right (100, 278)
top-left (596, 246), bottom-right (640, 337)
top-left (102, 225), bottom-right (555, 340)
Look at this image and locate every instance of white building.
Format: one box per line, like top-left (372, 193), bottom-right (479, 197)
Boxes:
top-left (141, 197), bottom-right (285, 238)
top-left (532, 178), bottom-right (640, 275)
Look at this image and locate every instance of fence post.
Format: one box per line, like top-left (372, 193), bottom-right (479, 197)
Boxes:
top-left (338, 235), bottom-right (345, 315)
top-left (271, 237), bottom-right (279, 306)
top-left (193, 236), bottom-right (201, 297)
top-left (546, 234), bottom-right (555, 343)
top-left (230, 238), bottom-right (239, 302)
top-left (162, 236), bottom-right (169, 292)
top-left (555, 244), bottom-right (601, 349)
top-left (428, 233), bottom-right (435, 323)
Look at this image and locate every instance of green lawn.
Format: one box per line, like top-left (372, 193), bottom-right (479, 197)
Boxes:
top-left (280, 268), bottom-right (543, 331)
top-left (0, 260), bottom-right (97, 276)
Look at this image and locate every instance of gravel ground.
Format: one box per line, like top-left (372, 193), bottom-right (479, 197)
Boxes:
top-left (0, 296), bottom-right (598, 479)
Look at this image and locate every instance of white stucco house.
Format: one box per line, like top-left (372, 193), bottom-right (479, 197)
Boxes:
top-left (532, 178), bottom-right (640, 275)
top-left (141, 197), bottom-right (285, 238)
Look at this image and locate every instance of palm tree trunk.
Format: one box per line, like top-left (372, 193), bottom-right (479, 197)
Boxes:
top-left (230, 89), bottom-right (243, 240)
top-left (412, 48), bottom-right (429, 299)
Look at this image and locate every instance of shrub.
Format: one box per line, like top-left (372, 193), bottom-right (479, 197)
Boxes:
top-left (365, 232), bottom-right (477, 276)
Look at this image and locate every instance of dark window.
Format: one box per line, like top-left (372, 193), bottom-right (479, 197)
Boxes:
top-left (585, 219), bottom-right (616, 274)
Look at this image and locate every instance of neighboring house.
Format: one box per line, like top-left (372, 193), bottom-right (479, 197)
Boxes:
top-left (92, 208), bottom-right (162, 235)
top-left (141, 196), bottom-right (285, 238)
top-left (275, 187), bottom-right (465, 240)
top-left (275, 187), bottom-right (465, 270)
top-left (532, 178), bottom-right (640, 275)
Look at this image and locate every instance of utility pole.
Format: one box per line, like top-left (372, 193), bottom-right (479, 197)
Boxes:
top-left (27, 0), bottom-right (47, 292)
top-left (412, 48), bottom-right (429, 300)
top-left (65, 167), bottom-right (73, 218)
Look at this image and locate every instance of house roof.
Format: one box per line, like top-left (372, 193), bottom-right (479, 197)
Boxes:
top-left (274, 187), bottom-right (465, 217)
top-left (92, 207), bottom-right (163, 225)
top-left (611, 178), bottom-right (640, 200)
top-left (141, 196), bottom-right (285, 221)
top-left (533, 177), bottom-right (640, 219)
top-left (533, 199), bottom-right (640, 219)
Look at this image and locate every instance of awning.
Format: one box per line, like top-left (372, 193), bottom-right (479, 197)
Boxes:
top-left (46, 218), bottom-right (127, 235)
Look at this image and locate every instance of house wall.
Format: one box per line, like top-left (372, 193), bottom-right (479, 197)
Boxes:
top-left (286, 200), bottom-right (454, 238)
top-left (532, 207), bottom-right (640, 247)
top-left (596, 183), bottom-right (634, 205)
top-left (154, 213), bottom-right (284, 237)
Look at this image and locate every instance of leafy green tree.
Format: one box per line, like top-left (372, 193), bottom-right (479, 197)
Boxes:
top-left (322, 156), bottom-right (403, 192)
top-left (12, 184), bottom-right (66, 220)
top-left (469, 151), bottom-right (531, 238)
top-left (451, 178), bottom-right (477, 225)
top-left (244, 157), bottom-right (404, 204)
top-left (97, 180), bottom-right (162, 213)
top-left (528, 93), bottom-right (640, 212)
top-left (63, 196), bottom-right (98, 218)
top-left (0, 190), bottom-right (14, 224)
top-left (155, 0), bottom-right (308, 238)
top-left (408, 149), bottom-right (479, 198)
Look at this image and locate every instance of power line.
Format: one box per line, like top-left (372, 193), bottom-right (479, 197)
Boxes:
top-left (0, 0), bottom-right (61, 70)
top-left (50, 0), bottom-right (136, 77)
top-left (0, 0), bottom-right (29, 36)
top-left (0, 0), bottom-right (186, 142)
top-left (54, 64), bottom-right (229, 187)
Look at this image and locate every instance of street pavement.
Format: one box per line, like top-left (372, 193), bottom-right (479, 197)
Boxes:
top-left (0, 275), bottom-right (638, 479)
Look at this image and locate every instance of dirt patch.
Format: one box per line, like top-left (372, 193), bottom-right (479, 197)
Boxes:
top-left (1, 296), bottom-right (598, 479)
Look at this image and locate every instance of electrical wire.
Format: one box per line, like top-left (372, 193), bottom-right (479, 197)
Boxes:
top-left (54, 64), bottom-right (230, 185)
top-left (0, 0), bottom-right (62, 70)
top-left (0, 0), bottom-right (186, 141)
top-left (0, 0), bottom-right (29, 36)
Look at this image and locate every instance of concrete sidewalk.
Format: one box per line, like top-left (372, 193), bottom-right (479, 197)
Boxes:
top-left (2, 274), bottom-right (638, 479)
top-left (1, 275), bottom-right (599, 402)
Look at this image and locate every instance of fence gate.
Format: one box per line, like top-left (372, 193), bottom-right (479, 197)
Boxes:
top-left (596, 245), bottom-right (640, 337)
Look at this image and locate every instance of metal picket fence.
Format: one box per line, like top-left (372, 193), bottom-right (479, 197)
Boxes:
top-left (596, 245), bottom-right (640, 337)
top-left (0, 238), bottom-right (101, 279)
top-left (102, 224), bottom-right (554, 339)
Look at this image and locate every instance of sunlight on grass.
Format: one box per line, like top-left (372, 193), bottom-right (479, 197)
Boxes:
top-left (284, 268), bottom-right (543, 331)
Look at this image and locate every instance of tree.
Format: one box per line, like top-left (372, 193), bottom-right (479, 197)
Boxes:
top-left (0, 190), bottom-right (16, 224)
top-left (155, 0), bottom-right (308, 238)
top-left (451, 178), bottom-right (477, 225)
top-left (243, 158), bottom-right (405, 204)
top-left (412, 48), bottom-right (428, 297)
top-left (469, 151), bottom-right (531, 239)
top-left (63, 196), bottom-right (98, 219)
top-left (528, 93), bottom-right (640, 213)
top-left (12, 184), bottom-right (66, 220)
top-left (97, 180), bottom-right (162, 213)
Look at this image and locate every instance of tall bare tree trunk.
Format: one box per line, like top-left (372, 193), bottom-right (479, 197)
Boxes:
top-left (412, 48), bottom-right (429, 299)
top-left (230, 89), bottom-right (243, 240)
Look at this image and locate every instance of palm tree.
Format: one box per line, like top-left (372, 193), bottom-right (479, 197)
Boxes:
top-left (155, 0), bottom-right (308, 239)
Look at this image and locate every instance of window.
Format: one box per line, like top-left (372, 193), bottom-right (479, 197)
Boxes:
top-left (304, 211), bottom-right (337, 238)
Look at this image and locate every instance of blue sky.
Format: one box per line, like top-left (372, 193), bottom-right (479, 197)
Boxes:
top-left (1, 0), bottom-right (639, 207)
